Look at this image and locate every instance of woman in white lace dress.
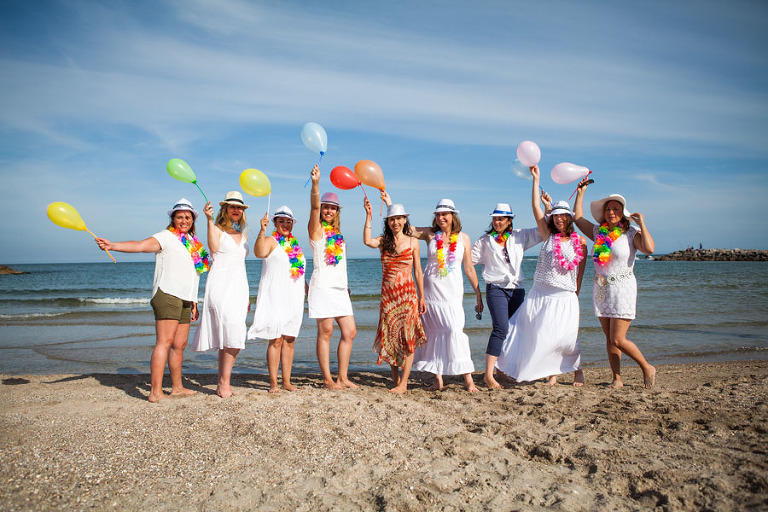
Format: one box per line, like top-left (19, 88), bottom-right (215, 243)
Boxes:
top-left (496, 166), bottom-right (587, 385)
top-left (574, 179), bottom-right (656, 388)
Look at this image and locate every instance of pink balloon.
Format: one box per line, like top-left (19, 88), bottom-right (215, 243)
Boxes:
top-left (516, 141), bottom-right (541, 167)
top-left (551, 162), bottom-right (591, 185)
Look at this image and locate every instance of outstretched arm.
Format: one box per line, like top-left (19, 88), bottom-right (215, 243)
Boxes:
top-left (530, 165), bottom-right (549, 240)
top-left (573, 178), bottom-right (596, 241)
top-left (307, 165), bottom-right (323, 242)
top-left (95, 236), bottom-right (161, 253)
top-left (363, 198), bottom-right (381, 248)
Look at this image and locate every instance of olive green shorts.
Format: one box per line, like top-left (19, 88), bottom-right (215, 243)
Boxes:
top-left (150, 288), bottom-right (193, 324)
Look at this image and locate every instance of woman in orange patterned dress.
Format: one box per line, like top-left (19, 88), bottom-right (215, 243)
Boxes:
top-left (363, 199), bottom-right (427, 393)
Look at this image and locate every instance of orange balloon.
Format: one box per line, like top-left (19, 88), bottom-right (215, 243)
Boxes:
top-left (354, 160), bottom-right (385, 190)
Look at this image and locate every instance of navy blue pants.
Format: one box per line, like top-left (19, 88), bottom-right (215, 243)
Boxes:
top-left (485, 284), bottom-right (525, 357)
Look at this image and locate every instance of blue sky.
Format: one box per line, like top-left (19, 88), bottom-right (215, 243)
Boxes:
top-left (2, 0), bottom-right (767, 263)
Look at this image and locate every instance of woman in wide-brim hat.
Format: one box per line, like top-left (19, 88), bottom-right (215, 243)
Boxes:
top-left (383, 193), bottom-right (483, 392)
top-left (192, 191), bottom-right (250, 398)
top-left (95, 198), bottom-right (210, 402)
top-left (496, 167), bottom-right (586, 386)
top-left (574, 180), bottom-right (656, 388)
top-left (363, 198), bottom-right (426, 393)
top-left (248, 205), bottom-right (307, 393)
top-left (471, 196), bottom-right (551, 389)
top-left (307, 164), bottom-right (357, 390)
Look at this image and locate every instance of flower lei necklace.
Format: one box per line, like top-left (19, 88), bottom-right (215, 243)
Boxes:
top-left (322, 221), bottom-right (344, 266)
top-left (169, 227), bottom-right (210, 274)
top-left (273, 231), bottom-right (305, 279)
top-left (490, 230), bottom-right (510, 245)
top-left (553, 232), bottom-right (584, 271)
top-left (435, 231), bottom-right (458, 277)
top-left (593, 223), bottom-right (622, 266)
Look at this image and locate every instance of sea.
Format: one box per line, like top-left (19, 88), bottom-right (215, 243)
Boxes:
top-left (1, 258), bottom-right (767, 376)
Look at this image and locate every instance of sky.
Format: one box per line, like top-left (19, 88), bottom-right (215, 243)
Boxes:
top-left (1, 0), bottom-right (767, 263)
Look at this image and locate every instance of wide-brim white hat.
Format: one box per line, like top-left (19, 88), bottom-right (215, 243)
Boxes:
top-left (272, 205), bottom-right (296, 221)
top-left (590, 194), bottom-right (630, 224)
top-left (384, 204), bottom-right (409, 218)
top-left (433, 198), bottom-right (459, 214)
top-left (167, 198), bottom-right (199, 219)
top-left (489, 203), bottom-right (514, 218)
top-left (546, 200), bottom-right (574, 219)
top-left (219, 190), bottom-right (249, 209)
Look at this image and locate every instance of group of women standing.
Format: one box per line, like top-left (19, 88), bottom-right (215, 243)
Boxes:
top-left (95, 163), bottom-right (656, 402)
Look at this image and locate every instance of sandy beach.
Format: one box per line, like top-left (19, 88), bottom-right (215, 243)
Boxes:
top-left (1, 361), bottom-right (767, 511)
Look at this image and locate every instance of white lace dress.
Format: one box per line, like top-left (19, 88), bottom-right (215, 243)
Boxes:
top-left (496, 234), bottom-right (581, 382)
top-left (193, 232), bottom-right (249, 351)
top-left (414, 234), bottom-right (475, 375)
top-left (592, 225), bottom-right (639, 319)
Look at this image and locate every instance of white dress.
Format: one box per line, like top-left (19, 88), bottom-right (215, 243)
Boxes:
top-left (496, 234), bottom-right (581, 382)
top-left (248, 238), bottom-right (306, 340)
top-left (307, 233), bottom-right (353, 319)
top-left (414, 234), bottom-right (475, 375)
top-left (592, 225), bottom-right (639, 319)
top-left (193, 232), bottom-right (249, 351)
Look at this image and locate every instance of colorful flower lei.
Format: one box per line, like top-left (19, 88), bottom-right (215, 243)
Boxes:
top-left (169, 227), bottom-right (210, 274)
top-left (435, 231), bottom-right (458, 277)
top-left (490, 230), bottom-right (510, 245)
top-left (593, 223), bottom-right (622, 266)
top-left (273, 231), bottom-right (305, 279)
top-left (322, 221), bottom-right (344, 266)
top-left (553, 232), bottom-right (584, 271)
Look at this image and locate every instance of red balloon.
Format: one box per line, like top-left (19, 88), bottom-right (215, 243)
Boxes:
top-left (330, 166), bottom-right (359, 190)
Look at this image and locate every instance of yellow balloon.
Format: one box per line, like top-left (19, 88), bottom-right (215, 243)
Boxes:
top-left (47, 202), bottom-right (87, 231)
top-left (239, 168), bottom-right (271, 197)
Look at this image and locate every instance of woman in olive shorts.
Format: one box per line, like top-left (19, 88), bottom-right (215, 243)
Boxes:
top-left (96, 198), bottom-right (210, 402)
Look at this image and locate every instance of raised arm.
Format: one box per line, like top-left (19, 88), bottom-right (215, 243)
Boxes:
top-left (462, 233), bottom-right (483, 314)
top-left (530, 165), bottom-right (549, 240)
top-left (631, 213), bottom-right (655, 255)
top-left (254, 213), bottom-right (277, 258)
top-left (573, 178), bottom-right (596, 241)
top-left (363, 198), bottom-right (381, 249)
top-left (95, 236), bottom-right (161, 254)
top-left (203, 202), bottom-right (222, 254)
top-left (307, 164), bottom-right (323, 242)
top-left (411, 237), bottom-right (426, 314)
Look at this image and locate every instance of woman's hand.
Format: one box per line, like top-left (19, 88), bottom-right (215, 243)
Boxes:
top-left (310, 164), bottom-right (320, 184)
top-left (380, 190), bottom-right (392, 206)
top-left (204, 202), bottom-right (214, 221)
top-left (530, 164), bottom-right (540, 181)
top-left (364, 197), bottom-right (372, 218)
top-left (260, 213), bottom-right (269, 231)
top-left (419, 297), bottom-right (426, 315)
top-left (577, 177), bottom-right (591, 190)
top-left (191, 303), bottom-right (199, 322)
top-left (630, 212), bottom-right (646, 226)
top-left (541, 191), bottom-right (552, 212)
top-left (95, 237), bottom-right (113, 251)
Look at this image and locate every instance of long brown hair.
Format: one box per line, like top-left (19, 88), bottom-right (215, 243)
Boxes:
top-left (546, 214), bottom-right (574, 237)
top-left (430, 213), bottom-right (462, 234)
top-left (380, 217), bottom-right (413, 256)
top-left (485, 216), bottom-right (514, 235)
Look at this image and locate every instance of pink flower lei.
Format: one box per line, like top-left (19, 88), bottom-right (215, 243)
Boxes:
top-left (553, 232), bottom-right (584, 271)
top-left (272, 231), bottom-right (305, 279)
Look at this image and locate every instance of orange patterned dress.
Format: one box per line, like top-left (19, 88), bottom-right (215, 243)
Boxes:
top-left (374, 247), bottom-right (427, 367)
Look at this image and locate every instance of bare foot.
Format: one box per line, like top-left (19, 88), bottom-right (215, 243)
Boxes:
top-left (147, 392), bottom-right (167, 403)
top-left (643, 365), bottom-right (656, 389)
top-left (466, 384), bottom-right (479, 393)
top-left (216, 386), bottom-right (233, 398)
top-left (281, 382), bottom-right (296, 392)
top-left (427, 382), bottom-right (444, 391)
top-left (337, 378), bottom-right (358, 389)
top-left (573, 369), bottom-right (584, 387)
top-left (608, 378), bottom-right (624, 388)
top-left (170, 388), bottom-right (196, 398)
top-left (268, 386), bottom-right (281, 394)
top-left (389, 384), bottom-right (407, 394)
top-left (322, 380), bottom-right (344, 390)
top-left (484, 374), bottom-right (503, 389)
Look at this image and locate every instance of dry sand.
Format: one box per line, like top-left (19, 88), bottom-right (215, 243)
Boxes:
top-left (1, 361), bottom-right (767, 511)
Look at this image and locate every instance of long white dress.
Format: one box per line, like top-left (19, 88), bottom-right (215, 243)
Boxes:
top-left (248, 238), bottom-right (306, 340)
top-left (592, 225), bottom-right (639, 319)
top-left (414, 234), bottom-right (475, 375)
top-left (193, 232), bottom-right (249, 351)
top-left (496, 234), bottom-right (581, 382)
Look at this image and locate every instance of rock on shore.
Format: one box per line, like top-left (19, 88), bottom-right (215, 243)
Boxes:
top-left (656, 248), bottom-right (768, 261)
top-left (0, 265), bottom-right (26, 275)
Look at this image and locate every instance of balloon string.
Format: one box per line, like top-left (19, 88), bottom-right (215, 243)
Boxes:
top-left (567, 170), bottom-right (592, 200)
top-left (194, 181), bottom-right (209, 204)
top-left (85, 228), bottom-right (116, 263)
top-left (267, 193), bottom-right (271, 216)
top-left (358, 182), bottom-right (368, 202)
top-left (303, 152), bottom-right (326, 188)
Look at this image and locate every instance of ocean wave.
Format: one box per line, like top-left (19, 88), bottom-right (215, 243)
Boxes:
top-left (0, 312), bottom-right (70, 320)
top-left (0, 296), bottom-right (150, 306)
top-left (79, 297), bottom-right (150, 305)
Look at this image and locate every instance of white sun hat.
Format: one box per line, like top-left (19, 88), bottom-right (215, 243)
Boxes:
top-left (384, 204), bottom-right (410, 218)
top-left (590, 194), bottom-right (631, 224)
top-left (433, 198), bottom-right (459, 214)
top-left (272, 205), bottom-right (296, 221)
top-left (167, 198), bottom-right (199, 219)
top-left (489, 203), bottom-right (515, 218)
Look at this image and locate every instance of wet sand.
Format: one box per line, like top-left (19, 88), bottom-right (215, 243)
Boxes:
top-left (1, 361), bottom-right (767, 511)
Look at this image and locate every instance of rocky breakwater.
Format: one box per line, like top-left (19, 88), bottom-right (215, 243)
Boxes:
top-left (0, 265), bottom-right (26, 275)
top-left (656, 248), bottom-right (768, 261)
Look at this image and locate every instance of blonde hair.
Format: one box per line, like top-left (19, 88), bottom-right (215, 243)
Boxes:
top-left (216, 205), bottom-right (247, 232)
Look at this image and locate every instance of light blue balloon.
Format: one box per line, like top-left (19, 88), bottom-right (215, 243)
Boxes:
top-left (301, 122), bottom-right (327, 155)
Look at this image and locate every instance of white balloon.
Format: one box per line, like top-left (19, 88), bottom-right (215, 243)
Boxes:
top-left (551, 162), bottom-right (590, 184)
top-left (516, 141), bottom-right (541, 167)
top-left (301, 122), bottom-right (328, 154)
